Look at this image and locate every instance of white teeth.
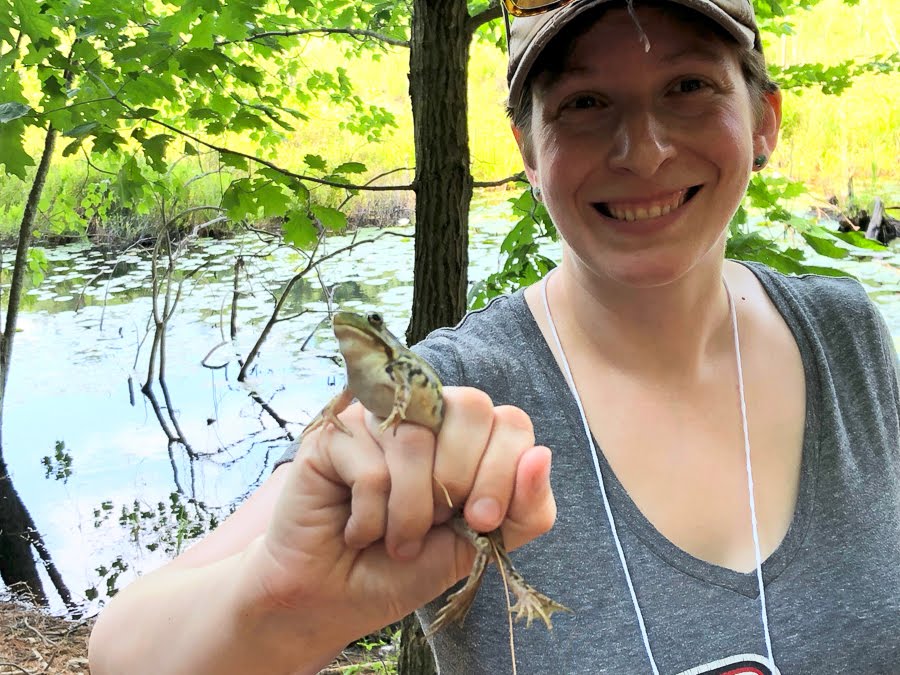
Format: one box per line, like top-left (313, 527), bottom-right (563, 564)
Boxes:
top-left (605, 190), bottom-right (689, 222)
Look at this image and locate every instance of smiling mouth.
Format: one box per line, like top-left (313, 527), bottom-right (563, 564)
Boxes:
top-left (595, 186), bottom-right (702, 221)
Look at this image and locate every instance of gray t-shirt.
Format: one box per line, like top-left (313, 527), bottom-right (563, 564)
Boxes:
top-left (407, 263), bottom-right (900, 674)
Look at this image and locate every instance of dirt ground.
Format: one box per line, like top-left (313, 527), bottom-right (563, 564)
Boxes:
top-left (0, 600), bottom-right (395, 674)
top-left (0, 600), bottom-right (91, 674)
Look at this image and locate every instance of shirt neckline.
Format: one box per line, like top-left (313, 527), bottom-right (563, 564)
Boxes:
top-left (508, 262), bottom-right (822, 597)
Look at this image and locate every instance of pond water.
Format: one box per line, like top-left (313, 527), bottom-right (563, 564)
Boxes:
top-left (4, 196), bottom-right (899, 613)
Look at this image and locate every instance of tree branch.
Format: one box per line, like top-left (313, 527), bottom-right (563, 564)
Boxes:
top-left (473, 172), bottom-right (527, 188)
top-left (218, 28), bottom-right (408, 48)
top-left (467, 5), bottom-right (503, 34)
top-left (145, 115), bottom-right (414, 192)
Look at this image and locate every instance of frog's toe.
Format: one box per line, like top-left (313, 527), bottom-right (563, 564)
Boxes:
top-left (509, 588), bottom-right (573, 630)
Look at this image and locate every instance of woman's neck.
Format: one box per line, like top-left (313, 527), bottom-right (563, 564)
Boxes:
top-left (529, 251), bottom-right (738, 381)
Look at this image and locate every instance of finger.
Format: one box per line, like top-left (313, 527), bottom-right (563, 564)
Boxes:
top-left (502, 445), bottom-right (556, 551)
top-left (319, 410), bottom-right (393, 550)
top-left (374, 416), bottom-right (438, 560)
top-left (463, 405), bottom-right (535, 532)
top-left (432, 387), bottom-right (494, 508)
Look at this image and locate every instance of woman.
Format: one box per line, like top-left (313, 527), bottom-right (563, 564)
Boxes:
top-left (89, 1), bottom-right (900, 673)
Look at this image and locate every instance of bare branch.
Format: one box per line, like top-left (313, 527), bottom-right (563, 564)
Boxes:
top-left (218, 28), bottom-right (408, 48)
top-left (468, 5), bottom-right (503, 34)
top-left (473, 172), bottom-right (527, 189)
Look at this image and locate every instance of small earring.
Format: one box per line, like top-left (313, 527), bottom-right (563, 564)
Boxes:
top-left (753, 154), bottom-right (767, 169)
top-left (532, 185), bottom-right (543, 202)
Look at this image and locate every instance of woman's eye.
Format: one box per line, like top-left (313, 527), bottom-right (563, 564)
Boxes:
top-left (675, 78), bottom-right (707, 94)
top-left (564, 94), bottom-right (602, 110)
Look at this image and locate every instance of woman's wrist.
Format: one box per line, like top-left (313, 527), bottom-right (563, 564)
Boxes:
top-left (215, 536), bottom-right (349, 675)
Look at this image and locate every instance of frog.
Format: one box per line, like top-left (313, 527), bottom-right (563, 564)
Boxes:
top-left (302, 310), bottom-right (571, 635)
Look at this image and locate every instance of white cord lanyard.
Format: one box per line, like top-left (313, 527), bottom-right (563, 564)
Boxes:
top-left (540, 270), bottom-right (776, 673)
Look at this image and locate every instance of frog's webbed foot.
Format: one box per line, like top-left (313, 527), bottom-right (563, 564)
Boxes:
top-left (427, 516), bottom-right (571, 636)
top-left (488, 530), bottom-right (573, 630)
top-left (302, 388), bottom-right (355, 439)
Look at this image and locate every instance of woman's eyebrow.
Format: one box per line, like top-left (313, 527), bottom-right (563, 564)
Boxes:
top-left (656, 44), bottom-right (729, 65)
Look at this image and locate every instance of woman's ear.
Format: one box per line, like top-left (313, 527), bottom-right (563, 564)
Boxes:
top-left (511, 122), bottom-right (540, 186)
top-left (754, 89), bottom-right (782, 168)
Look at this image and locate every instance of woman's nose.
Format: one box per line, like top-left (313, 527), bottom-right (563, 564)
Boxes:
top-left (607, 109), bottom-right (675, 177)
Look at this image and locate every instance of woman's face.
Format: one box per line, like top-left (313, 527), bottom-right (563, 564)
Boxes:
top-left (515, 6), bottom-right (780, 289)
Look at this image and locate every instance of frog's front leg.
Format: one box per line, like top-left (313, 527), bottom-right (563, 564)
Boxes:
top-left (379, 362), bottom-right (413, 434)
top-left (301, 386), bottom-right (355, 439)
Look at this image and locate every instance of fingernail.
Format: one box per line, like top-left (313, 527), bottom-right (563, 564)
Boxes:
top-left (395, 540), bottom-right (421, 560)
top-left (470, 497), bottom-right (501, 527)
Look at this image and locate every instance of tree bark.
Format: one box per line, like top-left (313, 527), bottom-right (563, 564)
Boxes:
top-left (405, 0), bottom-right (473, 346)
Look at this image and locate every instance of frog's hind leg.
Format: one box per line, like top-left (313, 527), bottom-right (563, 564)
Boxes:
top-left (426, 515), bottom-right (493, 636)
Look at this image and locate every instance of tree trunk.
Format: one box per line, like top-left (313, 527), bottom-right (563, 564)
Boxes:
top-left (399, 0), bottom-right (474, 670)
top-left (0, 124), bottom-right (72, 606)
top-left (405, 0), bottom-right (473, 346)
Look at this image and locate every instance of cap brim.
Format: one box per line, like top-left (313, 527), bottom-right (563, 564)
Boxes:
top-left (507, 0), bottom-right (757, 109)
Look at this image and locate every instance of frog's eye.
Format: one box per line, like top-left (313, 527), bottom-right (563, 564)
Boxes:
top-left (367, 312), bottom-right (383, 328)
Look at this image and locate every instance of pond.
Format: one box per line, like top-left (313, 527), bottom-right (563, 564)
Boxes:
top-left (4, 196), bottom-right (899, 613)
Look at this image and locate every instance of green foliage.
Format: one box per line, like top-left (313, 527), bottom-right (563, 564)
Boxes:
top-left (27, 248), bottom-right (48, 286)
top-left (772, 54), bottom-right (900, 95)
top-left (0, 0), bottom-right (412, 239)
top-left (469, 185), bottom-right (558, 309)
top-left (342, 628), bottom-right (401, 674)
top-left (726, 174), bottom-right (885, 276)
top-left (41, 440), bottom-right (72, 483)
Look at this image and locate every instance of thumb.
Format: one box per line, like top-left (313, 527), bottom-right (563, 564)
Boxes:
top-left (503, 445), bottom-right (556, 550)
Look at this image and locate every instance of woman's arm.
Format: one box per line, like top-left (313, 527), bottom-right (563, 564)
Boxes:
top-left (88, 389), bottom-right (558, 675)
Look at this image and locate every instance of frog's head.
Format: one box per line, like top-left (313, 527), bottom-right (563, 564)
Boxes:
top-left (332, 311), bottom-right (395, 357)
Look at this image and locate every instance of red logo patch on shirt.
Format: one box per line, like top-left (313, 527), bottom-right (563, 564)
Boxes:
top-left (676, 654), bottom-right (781, 675)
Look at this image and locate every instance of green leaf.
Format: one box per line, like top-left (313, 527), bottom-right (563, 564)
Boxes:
top-left (801, 232), bottom-right (848, 259)
top-left (829, 230), bottom-right (887, 251)
top-left (221, 178), bottom-right (256, 220)
top-left (255, 182), bottom-right (291, 218)
top-left (62, 138), bottom-right (83, 157)
top-left (334, 6), bottom-right (355, 28)
top-left (12, 0), bottom-right (54, 42)
top-left (0, 121), bottom-right (33, 178)
top-left (219, 151), bottom-right (249, 171)
top-left (64, 122), bottom-right (100, 137)
top-left (304, 154), bottom-right (327, 171)
top-left (188, 13), bottom-right (216, 49)
top-left (0, 101), bottom-right (32, 123)
top-left (282, 208), bottom-right (316, 248)
top-left (311, 205), bottom-right (347, 231)
top-left (92, 131), bottom-right (125, 154)
top-left (139, 133), bottom-right (173, 173)
top-left (333, 161), bottom-right (367, 175)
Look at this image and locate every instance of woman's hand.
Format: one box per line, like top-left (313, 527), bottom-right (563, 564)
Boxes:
top-left (240, 385), bottom-right (557, 649)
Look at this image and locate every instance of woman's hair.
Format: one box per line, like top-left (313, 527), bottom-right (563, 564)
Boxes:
top-left (508, 1), bottom-right (779, 160)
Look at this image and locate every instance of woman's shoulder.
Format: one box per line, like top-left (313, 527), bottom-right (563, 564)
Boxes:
top-left (411, 290), bottom-right (536, 385)
top-left (741, 260), bottom-right (885, 331)
top-left (741, 260), bottom-right (898, 387)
